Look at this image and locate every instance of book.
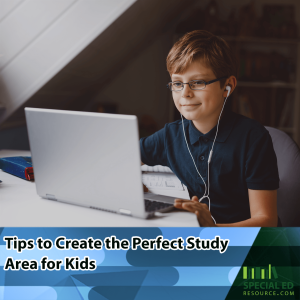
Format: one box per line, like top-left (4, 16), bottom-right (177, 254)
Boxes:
top-left (141, 164), bottom-right (190, 199)
top-left (0, 156), bottom-right (34, 181)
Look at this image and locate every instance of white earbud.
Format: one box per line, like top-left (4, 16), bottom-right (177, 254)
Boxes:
top-left (225, 85), bottom-right (231, 97)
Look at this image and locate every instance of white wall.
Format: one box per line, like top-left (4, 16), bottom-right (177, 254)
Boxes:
top-left (0, 0), bottom-right (137, 123)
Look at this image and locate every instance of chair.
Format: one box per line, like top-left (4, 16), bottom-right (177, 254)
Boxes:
top-left (265, 126), bottom-right (300, 226)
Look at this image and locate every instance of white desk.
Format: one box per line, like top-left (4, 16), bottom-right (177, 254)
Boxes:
top-left (0, 150), bottom-right (199, 227)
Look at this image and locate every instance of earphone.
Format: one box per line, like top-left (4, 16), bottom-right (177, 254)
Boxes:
top-left (181, 85), bottom-right (231, 225)
top-left (225, 85), bottom-right (231, 96)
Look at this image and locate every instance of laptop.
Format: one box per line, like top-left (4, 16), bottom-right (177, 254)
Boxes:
top-left (25, 108), bottom-right (178, 219)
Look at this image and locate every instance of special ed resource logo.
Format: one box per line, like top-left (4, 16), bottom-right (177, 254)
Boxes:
top-left (242, 264), bottom-right (294, 297)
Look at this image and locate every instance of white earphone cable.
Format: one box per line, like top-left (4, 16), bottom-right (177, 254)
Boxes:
top-left (181, 114), bottom-right (207, 196)
top-left (181, 87), bottom-right (231, 225)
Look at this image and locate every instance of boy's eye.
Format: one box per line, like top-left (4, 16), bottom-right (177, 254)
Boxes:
top-left (173, 82), bottom-right (182, 87)
top-left (190, 80), bottom-right (206, 90)
top-left (193, 80), bottom-right (204, 85)
top-left (171, 82), bottom-right (183, 90)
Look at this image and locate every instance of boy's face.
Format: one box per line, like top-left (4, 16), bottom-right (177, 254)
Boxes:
top-left (171, 58), bottom-right (226, 123)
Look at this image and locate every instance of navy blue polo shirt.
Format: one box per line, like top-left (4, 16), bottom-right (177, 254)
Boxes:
top-left (140, 109), bottom-right (280, 224)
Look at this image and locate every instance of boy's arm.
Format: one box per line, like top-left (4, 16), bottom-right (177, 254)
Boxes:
top-left (140, 127), bottom-right (168, 167)
top-left (174, 190), bottom-right (278, 227)
top-left (217, 189), bottom-right (278, 227)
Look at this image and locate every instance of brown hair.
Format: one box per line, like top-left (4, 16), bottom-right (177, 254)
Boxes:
top-left (166, 30), bottom-right (238, 89)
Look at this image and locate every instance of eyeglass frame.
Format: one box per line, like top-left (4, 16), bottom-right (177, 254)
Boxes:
top-left (166, 76), bottom-right (228, 91)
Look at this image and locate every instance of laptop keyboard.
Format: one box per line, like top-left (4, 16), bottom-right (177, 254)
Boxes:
top-left (142, 174), bottom-right (184, 191)
top-left (144, 199), bottom-right (173, 212)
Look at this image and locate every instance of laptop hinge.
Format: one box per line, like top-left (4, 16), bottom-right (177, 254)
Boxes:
top-left (46, 194), bottom-right (57, 201)
top-left (119, 209), bottom-right (132, 216)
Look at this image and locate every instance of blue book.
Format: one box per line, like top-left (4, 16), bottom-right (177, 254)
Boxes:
top-left (0, 156), bottom-right (34, 181)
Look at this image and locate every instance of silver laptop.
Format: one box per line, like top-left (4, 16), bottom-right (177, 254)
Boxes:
top-left (25, 108), bottom-right (177, 219)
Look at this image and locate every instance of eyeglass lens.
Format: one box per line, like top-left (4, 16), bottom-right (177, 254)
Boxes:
top-left (169, 80), bottom-right (206, 91)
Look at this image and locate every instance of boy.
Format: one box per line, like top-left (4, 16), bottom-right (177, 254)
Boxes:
top-left (140, 30), bottom-right (280, 227)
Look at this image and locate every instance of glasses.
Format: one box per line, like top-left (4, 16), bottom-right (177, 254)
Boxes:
top-left (167, 76), bottom-right (228, 91)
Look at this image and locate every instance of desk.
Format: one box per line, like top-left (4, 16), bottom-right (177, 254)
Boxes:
top-left (0, 150), bottom-right (199, 227)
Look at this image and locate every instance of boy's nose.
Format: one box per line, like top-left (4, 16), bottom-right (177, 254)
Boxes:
top-left (181, 83), bottom-right (193, 98)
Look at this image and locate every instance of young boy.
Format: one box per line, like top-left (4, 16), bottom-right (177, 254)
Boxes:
top-left (140, 30), bottom-right (280, 227)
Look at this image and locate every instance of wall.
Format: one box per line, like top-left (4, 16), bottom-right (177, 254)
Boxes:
top-left (0, 0), bottom-right (137, 124)
top-left (94, 30), bottom-right (173, 130)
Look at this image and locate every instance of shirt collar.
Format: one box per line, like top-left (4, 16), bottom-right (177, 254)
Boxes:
top-left (188, 109), bottom-right (237, 145)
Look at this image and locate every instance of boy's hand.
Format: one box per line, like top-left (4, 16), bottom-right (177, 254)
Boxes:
top-left (174, 196), bottom-right (216, 227)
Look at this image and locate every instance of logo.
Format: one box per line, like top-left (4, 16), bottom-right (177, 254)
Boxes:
top-left (242, 264), bottom-right (294, 297)
top-left (243, 264), bottom-right (278, 280)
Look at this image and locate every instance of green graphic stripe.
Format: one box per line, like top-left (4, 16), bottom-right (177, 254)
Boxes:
top-left (232, 267), bottom-right (300, 285)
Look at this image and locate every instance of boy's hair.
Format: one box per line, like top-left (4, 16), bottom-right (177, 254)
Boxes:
top-left (166, 30), bottom-right (238, 89)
